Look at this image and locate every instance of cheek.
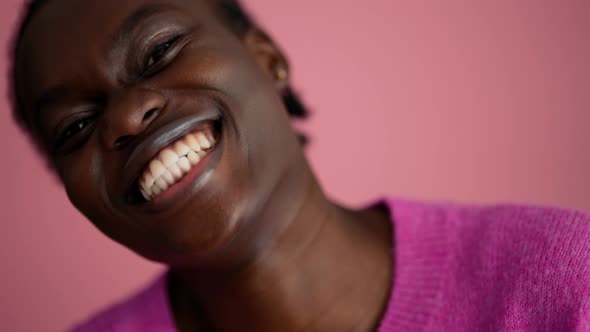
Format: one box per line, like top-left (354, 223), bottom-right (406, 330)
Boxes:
top-left (61, 149), bottom-right (145, 250)
top-left (163, 42), bottom-right (298, 180)
top-left (60, 147), bottom-right (108, 228)
top-left (228, 60), bottom-right (300, 186)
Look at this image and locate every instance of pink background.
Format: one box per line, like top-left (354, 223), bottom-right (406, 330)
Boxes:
top-left (1, 0), bottom-right (589, 331)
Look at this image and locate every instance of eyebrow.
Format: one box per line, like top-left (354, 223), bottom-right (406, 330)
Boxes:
top-left (33, 3), bottom-right (180, 119)
top-left (112, 2), bottom-right (180, 46)
top-left (33, 84), bottom-right (69, 122)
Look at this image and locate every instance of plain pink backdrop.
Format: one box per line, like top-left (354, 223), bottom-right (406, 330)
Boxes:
top-left (1, 0), bottom-right (589, 331)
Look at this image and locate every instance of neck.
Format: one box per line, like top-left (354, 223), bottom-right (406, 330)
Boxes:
top-left (169, 169), bottom-right (393, 331)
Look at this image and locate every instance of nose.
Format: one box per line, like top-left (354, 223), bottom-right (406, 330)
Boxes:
top-left (100, 88), bottom-right (166, 150)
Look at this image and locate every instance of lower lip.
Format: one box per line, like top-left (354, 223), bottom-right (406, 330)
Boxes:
top-left (138, 140), bottom-right (221, 215)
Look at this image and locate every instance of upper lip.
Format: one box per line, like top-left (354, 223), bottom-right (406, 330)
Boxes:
top-left (121, 112), bottom-right (220, 203)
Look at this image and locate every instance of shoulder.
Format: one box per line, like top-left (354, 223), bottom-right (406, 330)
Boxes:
top-left (388, 198), bottom-right (590, 329)
top-left (455, 203), bottom-right (590, 329)
top-left (70, 272), bottom-right (175, 332)
top-left (446, 202), bottom-right (590, 275)
top-left (388, 197), bottom-right (590, 269)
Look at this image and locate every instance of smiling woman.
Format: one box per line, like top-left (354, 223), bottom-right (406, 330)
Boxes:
top-left (8, 0), bottom-right (590, 331)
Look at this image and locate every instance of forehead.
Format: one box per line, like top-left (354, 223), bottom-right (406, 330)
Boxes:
top-left (23, 0), bottom-right (215, 49)
top-left (18, 0), bottom-right (218, 109)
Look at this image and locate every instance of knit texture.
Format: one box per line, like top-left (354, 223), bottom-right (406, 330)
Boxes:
top-left (72, 198), bottom-right (590, 331)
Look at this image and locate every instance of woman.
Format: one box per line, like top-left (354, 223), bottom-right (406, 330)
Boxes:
top-left (10, 0), bottom-right (590, 331)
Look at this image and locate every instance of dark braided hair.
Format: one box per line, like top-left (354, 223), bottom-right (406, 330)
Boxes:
top-left (10, 0), bottom-right (308, 142)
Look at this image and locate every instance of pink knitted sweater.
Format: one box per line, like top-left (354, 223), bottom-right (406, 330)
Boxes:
top-left (72, 198), bottom-right (590, 331)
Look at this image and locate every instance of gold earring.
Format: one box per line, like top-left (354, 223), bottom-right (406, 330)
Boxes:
top-left (276, 67), bottom-right (288, 81)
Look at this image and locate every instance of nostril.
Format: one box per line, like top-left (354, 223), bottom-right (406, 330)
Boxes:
top-left (114, 135), bottom-right (133, 149)
top-left (143, 108), bottom-right (160, 123)
top-left (112, 108), bottom-right (159, 149)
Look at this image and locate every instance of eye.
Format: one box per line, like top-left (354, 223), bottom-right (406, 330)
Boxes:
top-left (65, 117), bottom-right (90, 137)
top-left (144, 35), bottom-right (181, 70)
top-left (54, 116), bottom-right (96, 152)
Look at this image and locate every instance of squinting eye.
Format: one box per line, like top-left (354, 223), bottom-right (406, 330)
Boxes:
top-left (56, 116), bottom-right (94, 149)
top-left (144, 36), bottom-right (180, 69)
top-left (64, 118), bottom-right (91, 139)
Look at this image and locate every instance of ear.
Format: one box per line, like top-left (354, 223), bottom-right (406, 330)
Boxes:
top-left (243, 29), bottom-right (290, 92)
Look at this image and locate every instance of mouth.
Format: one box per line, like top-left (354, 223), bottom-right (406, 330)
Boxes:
top-left (127, 117), bottom-right (222, 207)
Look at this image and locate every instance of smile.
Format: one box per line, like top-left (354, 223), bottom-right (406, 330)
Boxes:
top-left (138, 124), bottom-right (217, 201)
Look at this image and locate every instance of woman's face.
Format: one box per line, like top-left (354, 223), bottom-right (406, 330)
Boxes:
top-left (17, 0), bottom-right (304, 266)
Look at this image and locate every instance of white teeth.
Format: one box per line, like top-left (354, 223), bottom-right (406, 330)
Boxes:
top-left (174, 141), bottom-right (190, 156)
top-left (178, 157), bottom-right (191, 172)
top-left (140, 188), bottom-right (150, 201)
top-left (187, 151), bottom-right (200, 165)
top-left (206, 131), bottom-right (216, 145)
top-left (160, 149), bottom-right (179, 167)
top-left (149, 160), bottom-right (166, 179)
top-left (142, 172), bottom-right (155, 189)
top-left (152, 185), bottom-right (162, 195)
top-left (138, 129), bottom-right (217, 201)
top-left (185, 135), bottom-right (201, 151)
top-left (196, 132), bottom-right (211, 149)
top-left (155, 178), bottom-right (169, 191)
top-left (169, 164), bottom-right (183, 180)
top-left (163, 170), bottom-right (174, 185)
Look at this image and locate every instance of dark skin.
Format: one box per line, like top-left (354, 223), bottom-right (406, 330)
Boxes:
top-left (16, 0), bottom-right (394, 330)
